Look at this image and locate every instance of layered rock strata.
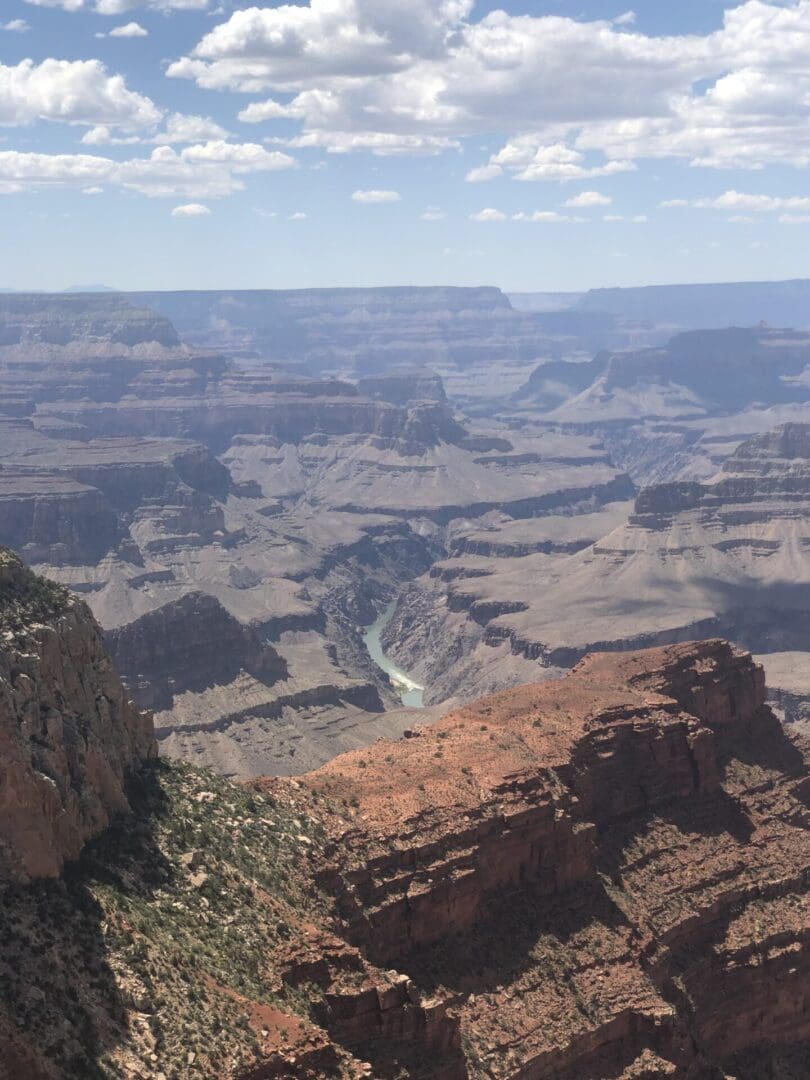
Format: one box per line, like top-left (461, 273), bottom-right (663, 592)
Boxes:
top-left (389, 423), bottom-right (810, 707)
top-left (290, 639), bottom-right (810, 1078)
top-left (0, 549), bottom-right (154, 882)
top-left (0, 629), bottom-right (806, 1079)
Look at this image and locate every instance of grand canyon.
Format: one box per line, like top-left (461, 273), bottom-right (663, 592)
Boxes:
top-left (0, 281), bottom-right (809, 1078)
top-left (8, 1), bottom-right (810, 1075)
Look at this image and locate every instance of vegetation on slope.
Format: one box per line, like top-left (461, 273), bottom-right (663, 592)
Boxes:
top-left (0, 547), bottom-right (70, 634)
top-left (0, 759), bottom-right (350, 1080)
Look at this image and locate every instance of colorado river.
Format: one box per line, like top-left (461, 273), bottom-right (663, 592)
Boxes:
top-left (363, 600), bottom-right (425, 708)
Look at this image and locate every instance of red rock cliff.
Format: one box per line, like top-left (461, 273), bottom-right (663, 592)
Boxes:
top-left (271, 639), bottom-right (810, 1079)
top-left (0, 549), bottom-right (155, 882)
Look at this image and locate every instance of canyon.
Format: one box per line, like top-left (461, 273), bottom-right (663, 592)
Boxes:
top-left (0, 291), bottom-right (637, 776)
top-left (5, 289), bottom-right (810, 775)
top-left (0, 562), bottom-right (806, 1079)
top-left (1, 280), bottom-right (810, 1078)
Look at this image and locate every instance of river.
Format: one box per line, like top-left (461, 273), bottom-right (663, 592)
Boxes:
top-left (362, 600), bottom-right (425, 708)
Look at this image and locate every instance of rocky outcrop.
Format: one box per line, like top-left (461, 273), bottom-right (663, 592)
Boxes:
top-left (106, 591), bottom-right (288, 712)
top-left (0, 550), bottom-right (154, 882)
top-left (403, 422), bottom-right (810, 689)
top-left (291, 639), bottom-right (809, 1078)
top-left (0, 472), bottom-right (120, 565)
top-left (0, 293), bottom-right (180, 351)
top-left (357, 368), bottom-right (447, 405)
top-left (0, 637), bottom-right (806, 1079)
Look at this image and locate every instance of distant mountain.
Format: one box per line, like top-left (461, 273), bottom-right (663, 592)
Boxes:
top-left (577, 277), bottom-right (810, 329)
top-left (63, 283), bottom-right (118, 293)
top-left (507, 291), bottom-right (583, 311)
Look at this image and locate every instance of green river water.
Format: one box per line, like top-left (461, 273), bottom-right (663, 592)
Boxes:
top-left (362, 600), bottom-right (425, 708)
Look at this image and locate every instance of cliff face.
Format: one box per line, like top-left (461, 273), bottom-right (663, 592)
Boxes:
top-left (295, 639), bottom-right (809, 1078)
top-left (0, 293), bottom-right (180, 351)
top-left (106, 591), bottom-right (288, 712)
top-left (399, 422), bottom-right (810, 699)
top-left (0, 636), bottom-right (806, 1080)
top-left (0, 549), bottom-right (154, 882)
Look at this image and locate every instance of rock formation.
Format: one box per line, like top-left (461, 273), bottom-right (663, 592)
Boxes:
top-left (0, 293), bottom-right (641, 776)
top-left (0, 548), bottom-right (154, 882)
top-left (576, 275), bottom-right (810, 330)
top-left (390, 422), bottom-right (810, 710)
top-left (1, 628), bottom-right (806, 1078)
top-left (126, 286), bottom-right (628, 374)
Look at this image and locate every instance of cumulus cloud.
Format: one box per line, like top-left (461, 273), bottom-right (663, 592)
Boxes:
top-left (420, 206), bottom-right (445, 220)
top-left (563, 190), bottom-right (612, 207)
top-left (1, 19), bottom-right (30, 31)
top-left (24, 0), bottom-right (85, 9)
top-left (169, 1), bottom-right (474, 90)
top-left (512, 210), bottom-right (582, 223)
top-left (473, 140), bottom-right (636, 183)
top-left (675, 190), bottom-right (810, 213)
top-left (25, 0), bottom-right (212, 10)
top-left (165, 0), bottom-right (810, 180)
top-left (466, 164), bottom-right (503, 183)
top-left (0, 140), bottom-right (296, 198)
top-left (469, 208), bottom-right (506, 222)
top-left (289, 211), bottom-right (307, 219)
top-left (351, 188), bottom-right (400, 203)
top-left (0, 59), bottom-right (161, 131)
top-left (81, 113), bottom-right (229, 147)
top-left (171, 202), bottom-right (210, 216)
top-left (95, 21), bottom-right (148, 37)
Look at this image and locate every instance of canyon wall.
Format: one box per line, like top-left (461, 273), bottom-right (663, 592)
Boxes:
top-left (0, 573), bottom-right (806, 1080)
top-left (291, 639), bottom-right (809, 1079)
top-left (0, 549), bottom-right (154, 882)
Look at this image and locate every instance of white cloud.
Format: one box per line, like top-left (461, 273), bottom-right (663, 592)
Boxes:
top-left (164, 0), bottom-right (810, 180)
top-left (23, 0), bottom-right (85, 9)
top-left (253, 207), bottom-right (276, 218)
top-left (82, 185), bottom-right (104, 194)
top-left (81, 113), bottom-right (230, 146)
top-left (289, 211), bottom-right (307, 219)
top-left (469, 207), bottom-right (506, 222)
top-left (512, 210), bottom-right (581, 223)
top-left (1, 19), bottom-right (30, 32)
top-left (604, 214), bottom-right (623, 221)
top-left (659, 198), bottom-right (689, 207)
top-left (0, 141), bottom-right (296, 199)
top-left (171, 202), bottom-right (210, 216)
top-left (351, 188), bottom-right (400, 203)
top-left (563, 190), bottom-right (611, 207)
top-left (0, 59), bottom-right (160, 131)
top-left (28, 0), bottom-right (213, 10)
top-left (420, 206), bottom-right (445, 220)
top-left (169, 1), bottom-right (474, 90)
top-left (285, 131), bottom-right (458, 155)
top-left (779, 213), bottom-right (810, 223)
top-left (466, 163), bottom-right (503, 183)
top-left (96, 21), bottom-right (148, 37)
top-left (693, 190), bottom-right (810, 212)
top-left (479, 139), bottom-right (637, 183)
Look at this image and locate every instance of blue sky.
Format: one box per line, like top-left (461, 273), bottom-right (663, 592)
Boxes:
top-left (3, 0), bottom-right (810, 291)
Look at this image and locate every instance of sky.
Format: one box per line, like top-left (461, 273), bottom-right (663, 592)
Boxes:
top-left (3, 0), bottom-right (810, 292)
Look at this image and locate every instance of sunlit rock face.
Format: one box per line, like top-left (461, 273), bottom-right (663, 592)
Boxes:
top-left (0, 549), bottom-right (154, 882)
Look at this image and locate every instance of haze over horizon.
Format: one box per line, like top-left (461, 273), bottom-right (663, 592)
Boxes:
top-left (4, 0), bottom-right (810, 292)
